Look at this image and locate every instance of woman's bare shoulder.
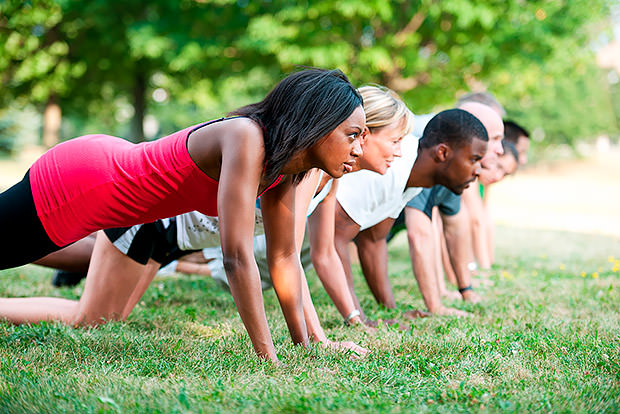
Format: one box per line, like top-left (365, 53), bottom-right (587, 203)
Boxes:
top-left (222, 117), bottom-right (264, 146)
top-left (187, 117), bottom-right (265, 179)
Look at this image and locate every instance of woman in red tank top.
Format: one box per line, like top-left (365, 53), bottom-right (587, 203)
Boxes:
top-left (0, 68), bottom-right (366, 364)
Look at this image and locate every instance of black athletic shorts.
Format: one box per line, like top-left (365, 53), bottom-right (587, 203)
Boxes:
top-left (104, 219), bottom-right (198, 266)
top-left (0, 170), bottom-right (62, 269)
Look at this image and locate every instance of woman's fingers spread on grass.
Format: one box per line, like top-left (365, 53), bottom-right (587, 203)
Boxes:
top-left (324, 340), bottom-right (369, 359)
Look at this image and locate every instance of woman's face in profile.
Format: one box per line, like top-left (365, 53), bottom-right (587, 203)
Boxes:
top-left (309, 105), bottom-right (366, 178)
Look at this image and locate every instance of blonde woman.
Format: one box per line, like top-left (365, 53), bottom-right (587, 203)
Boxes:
top-left (296, 85), bottom-right (415, 327)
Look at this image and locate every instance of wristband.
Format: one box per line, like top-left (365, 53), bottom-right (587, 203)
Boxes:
top-left (458, 285), bottom-right (473, 294)
top-left (344, 309), bottom-right (361, 326)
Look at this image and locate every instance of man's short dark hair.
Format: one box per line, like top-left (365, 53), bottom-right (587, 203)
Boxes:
top-left (503, 120), bottom-right (530, 144)
top-left (419, 108), bottom-right (488, 149)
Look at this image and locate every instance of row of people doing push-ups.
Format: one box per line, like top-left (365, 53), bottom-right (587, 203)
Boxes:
top-left (0, 68), bottom-right (529, 364)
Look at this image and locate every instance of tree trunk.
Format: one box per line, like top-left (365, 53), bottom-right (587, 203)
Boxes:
top-left (131, 70), bottom-right (147, 142)
top-left (42, 95), bottom-right (61, 148)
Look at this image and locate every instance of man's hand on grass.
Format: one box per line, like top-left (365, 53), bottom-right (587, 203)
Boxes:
top-left (433, 306), bottom-right (471, 317)
top-left (461, 289), bottom-right (481, 303)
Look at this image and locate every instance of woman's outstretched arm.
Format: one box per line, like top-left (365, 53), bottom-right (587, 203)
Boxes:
top-left (260, 176), bottom-right (309, 348)
top-left (292, 170), bottom-right (327, 342)
top-left (307, 180), bottom-right (364, 326)
top-left (293, 173), bottom-right (369, 357)
top-left (211, 121), bottom-right (280, 363)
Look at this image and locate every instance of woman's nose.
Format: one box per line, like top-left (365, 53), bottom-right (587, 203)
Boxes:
top-left (351, 139), bottom-right (363, 157)
top-left (394, 141), bottom-right (403, 158)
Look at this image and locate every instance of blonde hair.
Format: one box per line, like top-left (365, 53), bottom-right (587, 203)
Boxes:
top-left (358, 85), bottom-right (414, 137)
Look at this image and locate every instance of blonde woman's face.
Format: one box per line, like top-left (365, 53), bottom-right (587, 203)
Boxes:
top-left (356, 119), bottom-right (405, 175)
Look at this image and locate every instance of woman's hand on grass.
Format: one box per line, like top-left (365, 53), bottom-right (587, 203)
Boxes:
top-left (321, 340), bottom-right (369, 359)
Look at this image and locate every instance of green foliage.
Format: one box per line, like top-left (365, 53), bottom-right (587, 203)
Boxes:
top-left (0, 226), bottom-right (619, 412)
top-left (505, 63), bottom-right (619, 148)
top-left (0, 0), bottom-right (617, 146)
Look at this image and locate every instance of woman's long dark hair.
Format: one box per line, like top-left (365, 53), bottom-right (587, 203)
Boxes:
top-left (229, 68), bottom-right (363, 184)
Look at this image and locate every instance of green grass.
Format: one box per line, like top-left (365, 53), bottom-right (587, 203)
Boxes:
top-left (1, 225), bottom-right (619, 413)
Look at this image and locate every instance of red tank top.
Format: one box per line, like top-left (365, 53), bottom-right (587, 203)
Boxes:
top-left (30, 119), bottom-right (282, 246)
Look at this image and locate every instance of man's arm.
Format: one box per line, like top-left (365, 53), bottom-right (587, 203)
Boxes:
top-left (405, 207), bottom-right (470, 315)
top-left (461, 184), bottom-right (491, 269)
top-left (441, 209), bottom-right (481, 303)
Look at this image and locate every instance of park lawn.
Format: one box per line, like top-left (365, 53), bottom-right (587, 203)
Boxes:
top-left (0, 226), bottom-right (619, 413)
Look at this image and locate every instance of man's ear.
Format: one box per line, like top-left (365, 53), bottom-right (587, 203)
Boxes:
top-left (435, 143), bottom-right (451, 162)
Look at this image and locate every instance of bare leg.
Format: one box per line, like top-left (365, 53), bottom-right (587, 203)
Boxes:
top-left (121, 259), bottom-right (161, 319)
top-left (178, 251), bottom-right (210, 263)
top-left (175, 260), bottom-right (212, 276)
top-left (72, 231), bottom-right (149, 325)
top-left (33, 234), bottom-right (96, 273)
top-left (0, 297), bottom-right (79, 324)
top-left (0, 232), bottom-right (145, 325)
top-left (347, 242), bottom-right (360, 265)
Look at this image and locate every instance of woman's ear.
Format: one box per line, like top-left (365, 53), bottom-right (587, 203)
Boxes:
top-left (360, 126), bottom-right (370, 145)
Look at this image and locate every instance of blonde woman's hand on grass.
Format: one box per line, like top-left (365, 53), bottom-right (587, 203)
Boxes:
top-left (321, 340), bottom-right (369, 359)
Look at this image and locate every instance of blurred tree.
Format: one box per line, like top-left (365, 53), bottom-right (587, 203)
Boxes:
top-left (0, 0), bottom-right (617, 149)
top-left (0, 0), bottom-right (77, 148)
top-left (1, 0), bottom-right (279, 144)
top-left (229, 0), bottom-right (616, 145)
